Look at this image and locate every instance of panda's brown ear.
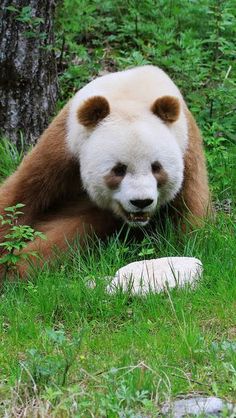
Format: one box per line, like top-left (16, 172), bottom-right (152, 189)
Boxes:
top-left (77, 96), bottom-right (110, 128)
top-left (151, 96), bottom-right (180, 123)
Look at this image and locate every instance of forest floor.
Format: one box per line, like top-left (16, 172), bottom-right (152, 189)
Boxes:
top-left (1, 1), bottom-right (236, 416)
top-left (0, 211), bottom-right (236, 416)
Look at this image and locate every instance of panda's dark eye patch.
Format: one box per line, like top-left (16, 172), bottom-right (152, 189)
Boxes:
top-left (112, 163), bottom-right (127, 177)
top-left (151, 161), bottom-right (162, 173)
top-left (152, 161), bottom-right (168, 187)
top-left (104, 163), bottom-right (127, 190)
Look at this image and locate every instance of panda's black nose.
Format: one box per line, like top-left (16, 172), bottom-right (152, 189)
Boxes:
top-left (130, 199), bottom-right (154, 209)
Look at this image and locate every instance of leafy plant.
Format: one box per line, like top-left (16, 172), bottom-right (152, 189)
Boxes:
top-left (21, 328), bottom-right (83, 390)
top-left (6, 5), bottom-right (46, 39)
top-left (0, 204), bottom-right (45, 276)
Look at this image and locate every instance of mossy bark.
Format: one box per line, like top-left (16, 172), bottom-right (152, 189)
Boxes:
top-left (0, 0), bottom-right (58, 148)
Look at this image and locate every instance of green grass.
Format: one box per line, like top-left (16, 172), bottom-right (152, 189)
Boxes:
top-left (0, 138), bottom-right (24, 182)
top-left (0, 157), bottom-right (235, 416)
top-left (1, 0), bottom-right (236, 415)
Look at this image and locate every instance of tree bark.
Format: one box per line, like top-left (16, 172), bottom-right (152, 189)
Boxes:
top-left (0, 0), bottom-right (58, 148)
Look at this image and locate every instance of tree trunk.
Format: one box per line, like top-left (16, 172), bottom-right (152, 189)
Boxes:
top-left (0, 0), bottom-right (58, 148)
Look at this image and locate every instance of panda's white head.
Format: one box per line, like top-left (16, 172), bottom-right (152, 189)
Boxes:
top-left (70, 95), bottom-right (185, 226)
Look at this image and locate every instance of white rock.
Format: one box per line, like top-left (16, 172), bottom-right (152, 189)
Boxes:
top-left (108, 257), bottom-right (203, 295)
top-left (161, 396), bottom-right (235, 417)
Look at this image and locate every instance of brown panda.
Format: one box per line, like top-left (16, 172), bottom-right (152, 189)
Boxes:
top-left (0, 65), bottom-right (210, 278)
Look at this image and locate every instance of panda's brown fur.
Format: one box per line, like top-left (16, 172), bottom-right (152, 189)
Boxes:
top-left (0, 82), bottom-right (210, 280)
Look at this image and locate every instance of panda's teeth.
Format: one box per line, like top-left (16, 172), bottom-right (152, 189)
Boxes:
top-left (128, 212), bottom-right (150, 222)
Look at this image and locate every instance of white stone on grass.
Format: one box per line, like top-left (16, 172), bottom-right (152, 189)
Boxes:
top-left (108, 257), bottom-right (203, 295)
top-left (161, 396), bottom-right (235, 417)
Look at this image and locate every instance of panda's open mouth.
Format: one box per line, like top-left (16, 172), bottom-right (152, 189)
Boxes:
top-left (119, 206), bottom-right (151, 224)
top-left (126, 211), bottom-right (150, 223)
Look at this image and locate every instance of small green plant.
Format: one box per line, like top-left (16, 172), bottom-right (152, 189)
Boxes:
top-left (21, 328), bottom-right (83, 390)
top-left (6, 5), bottom-right (46, 39)
top-left (0, 203), bottom-right (45, 276)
